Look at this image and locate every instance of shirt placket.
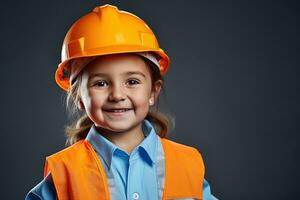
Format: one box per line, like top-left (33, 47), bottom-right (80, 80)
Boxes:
top-left (127, 148), bottom-right (142, 200)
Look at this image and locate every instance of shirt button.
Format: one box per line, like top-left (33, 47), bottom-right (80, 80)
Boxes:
top-left (132, 192), bottom-right (139, 200)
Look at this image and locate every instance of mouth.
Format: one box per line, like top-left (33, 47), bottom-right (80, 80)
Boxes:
top-left (103, 108), bottom-right (133, 112)
top-left (103, 108), bottom-right (133, 117)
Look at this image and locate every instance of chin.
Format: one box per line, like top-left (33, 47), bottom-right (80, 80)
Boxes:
top-left (107, 124), bottom-right (133, 132)
top-left (109, 121), bottom-right (142, 132)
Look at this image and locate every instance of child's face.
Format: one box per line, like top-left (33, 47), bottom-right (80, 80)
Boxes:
top-left (78, 53), bottom-right (162, 133)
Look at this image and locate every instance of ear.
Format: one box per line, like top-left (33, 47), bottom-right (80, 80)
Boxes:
top-left (149, 80), bottom-right (163, 106)
top-left (77, 99), bottom-right (85, 111)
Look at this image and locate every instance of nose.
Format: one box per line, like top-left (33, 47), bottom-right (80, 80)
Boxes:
top-left (108, 85), bottom-right (126, 102)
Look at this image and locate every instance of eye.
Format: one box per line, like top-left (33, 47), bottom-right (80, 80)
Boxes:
top-left (94, 80), bottom-right (108, 87)
top-left (126, 79), bottom-right (140, 85)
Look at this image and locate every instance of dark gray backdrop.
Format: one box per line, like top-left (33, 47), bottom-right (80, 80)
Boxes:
top-left (1, 0), bottom-right (299, 199)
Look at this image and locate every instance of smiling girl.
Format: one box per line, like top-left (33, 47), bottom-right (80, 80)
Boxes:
top-left (76, 53), bottom-right (163, 154)
top-left (26, 4), bottom-right (217, 200)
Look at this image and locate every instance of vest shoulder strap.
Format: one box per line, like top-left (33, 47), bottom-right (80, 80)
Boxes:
top-left (160, 137), bottom-right (205, 200)
top-left (44, 140), bottom-right (110, 200)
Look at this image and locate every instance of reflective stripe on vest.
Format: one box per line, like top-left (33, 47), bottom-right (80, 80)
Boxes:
top-left (44, 137), bottom-right (205, 200)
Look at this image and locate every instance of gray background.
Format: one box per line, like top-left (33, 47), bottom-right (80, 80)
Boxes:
top-left (1, 0), bottom-right (299, 199)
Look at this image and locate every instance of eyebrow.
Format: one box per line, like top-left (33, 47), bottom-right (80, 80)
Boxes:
top-left (89, 71), bottom-right (146, 79)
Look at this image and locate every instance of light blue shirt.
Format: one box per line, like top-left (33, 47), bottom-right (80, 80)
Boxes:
top-left (25, 119), bottom-right (218, 200)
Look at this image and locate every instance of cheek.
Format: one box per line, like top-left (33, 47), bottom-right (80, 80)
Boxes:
top-left (131, 88), bottom-right (151, 107)
top-left (84, 92), bottom-right (105, 111)
top-left (90, 93), bottom-right (105, 108)
top-left (85, 94), bottom-right (106, 123)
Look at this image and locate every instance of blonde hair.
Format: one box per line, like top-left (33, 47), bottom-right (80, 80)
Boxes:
top-left (64, 54), bottom-right (175, 146)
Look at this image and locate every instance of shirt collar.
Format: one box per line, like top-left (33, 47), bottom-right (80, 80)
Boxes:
top-left (85, 119), bottom-right (158, 169)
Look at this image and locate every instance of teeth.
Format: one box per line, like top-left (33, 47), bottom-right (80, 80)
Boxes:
top-left (113, 109), bottom-right (125, 112)
top-left (107, 109), bottom-right (130, 112)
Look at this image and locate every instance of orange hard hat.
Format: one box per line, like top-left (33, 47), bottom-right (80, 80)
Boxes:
top-left (55, 4), bottom-right (170, 92)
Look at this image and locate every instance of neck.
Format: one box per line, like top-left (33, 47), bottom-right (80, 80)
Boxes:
top-left (95, 123), bottom-right (145, 155)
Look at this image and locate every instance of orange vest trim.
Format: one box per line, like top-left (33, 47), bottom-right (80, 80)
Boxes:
top-left (44, 137), bottom-right (205, 200)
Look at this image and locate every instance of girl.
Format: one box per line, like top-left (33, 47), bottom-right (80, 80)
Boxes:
top-left (26, 4), bottom-right (218, 200)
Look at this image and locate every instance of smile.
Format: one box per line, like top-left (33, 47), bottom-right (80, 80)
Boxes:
top-left (105, 108), bottom-right (132, 112)
top-left (103, 108), bottom-right (133, 117)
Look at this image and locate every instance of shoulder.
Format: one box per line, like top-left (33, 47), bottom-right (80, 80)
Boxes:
top-left (160, 137), bottom-right (203, 156)
top-left (46, 140), bottom-right (86, 160)
top-left (25, 173), bottom-right (57, 200)
top-left (159, 137), bottom-right (205, 167)
top-left (44, 140), bottom-right (89, 177)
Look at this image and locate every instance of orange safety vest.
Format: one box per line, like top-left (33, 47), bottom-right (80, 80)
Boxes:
top-left (44, 137), bottom-right (205, 200)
